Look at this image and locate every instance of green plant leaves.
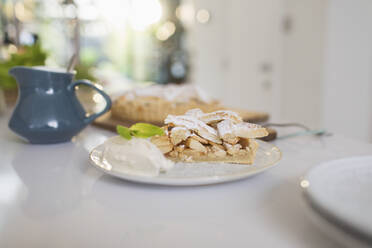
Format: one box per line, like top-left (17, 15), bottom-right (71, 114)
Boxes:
top-left (0, 43), bottom-right (47, 90)
top-left (116, 123), bottom-right (164, 140)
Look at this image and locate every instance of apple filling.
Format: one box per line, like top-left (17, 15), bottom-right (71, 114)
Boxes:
top-left (151, 109), bottom-right (268, 164)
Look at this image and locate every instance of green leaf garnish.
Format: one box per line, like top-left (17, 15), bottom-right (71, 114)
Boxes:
top-left (130, 123), bottom-right (164, 138)
top-left (116, 123), bottom-right (164, 140)
top-left (116, 125), bottom-right (132, 140)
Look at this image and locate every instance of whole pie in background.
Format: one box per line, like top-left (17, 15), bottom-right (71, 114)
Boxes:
top-left (111, 84), bottom-right (269, 125)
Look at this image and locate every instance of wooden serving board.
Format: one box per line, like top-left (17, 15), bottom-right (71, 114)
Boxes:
top-left (93, 111), bottom-right (137, 132)
top-left (92, 110), bottom-right (277, 141)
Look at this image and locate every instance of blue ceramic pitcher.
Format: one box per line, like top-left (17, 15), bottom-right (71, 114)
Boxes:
top-left (8, 66), bottom-right (112, 144)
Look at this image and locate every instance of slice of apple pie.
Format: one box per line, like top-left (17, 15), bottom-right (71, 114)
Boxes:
top-left (150, 109), bottom-right (268, 164)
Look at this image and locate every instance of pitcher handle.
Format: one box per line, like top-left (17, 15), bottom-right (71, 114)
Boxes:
top-left (68, 80), bottom-right (112, 124)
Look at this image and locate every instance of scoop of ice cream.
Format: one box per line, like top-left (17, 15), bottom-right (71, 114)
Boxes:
top-left (102, 136), bottom-right (174, 177)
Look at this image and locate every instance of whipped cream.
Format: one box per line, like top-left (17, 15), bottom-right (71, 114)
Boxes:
top-left (102, 136), bottom-right (174, 177)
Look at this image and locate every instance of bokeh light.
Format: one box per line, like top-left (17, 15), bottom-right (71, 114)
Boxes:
top-left (196, 9), bottom-right (210, 24)
top-left (156, 21), bottom-right (176, 41)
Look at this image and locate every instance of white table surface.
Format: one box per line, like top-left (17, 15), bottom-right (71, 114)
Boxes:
top-left (0, 113), bottom-right (371, 248)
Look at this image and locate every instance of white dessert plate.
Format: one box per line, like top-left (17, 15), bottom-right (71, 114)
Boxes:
top-left (89, 140), bottom-right (281, 186)
top-left (302, 156), bottom-right (372, 246)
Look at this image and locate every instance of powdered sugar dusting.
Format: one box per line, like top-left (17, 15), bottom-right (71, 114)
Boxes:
top-left (165, 114), bottom-right (221, 143)
top-left (217, 119), bottom-right (235, 138)
top-left (185, 108), bottom-right (204, 118)
top-left (199, 110), bottom-right (243, 124)
top-left (235, 122), bottom-right (261, 130)
top-left (165, 109), bottom-right (266, 141)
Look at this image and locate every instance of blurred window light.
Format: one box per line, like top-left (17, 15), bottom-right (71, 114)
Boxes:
top-left (94, 0), bottom-right (131, 26)
top-left (82, 22), bottom-right (108, 37)
top-left (130, 0), bottom-right (162, 31)
top-left (42, 1), bottom-right (64, 18)
top-left (196, 9), bottom-right (210, 24)
top-left (63, 4), bottom-right (77, 19)
top-left (75, 0), bottom-right (92, 6)
top-left (156, 21), bottom-right (176, 41)
top-left (78, 5), bottom-right (98, 20)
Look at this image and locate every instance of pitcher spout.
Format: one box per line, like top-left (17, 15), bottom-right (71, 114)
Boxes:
top-left (9, 66), bottom-right (28, 79)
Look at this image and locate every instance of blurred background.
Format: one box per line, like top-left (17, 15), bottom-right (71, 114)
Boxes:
top-left (0, 0), bottom-right (371, 142)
